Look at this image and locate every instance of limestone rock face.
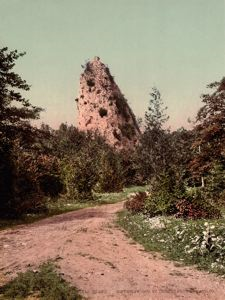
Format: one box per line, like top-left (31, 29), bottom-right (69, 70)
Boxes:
top-left (76, 57), bottom-right (140, 149)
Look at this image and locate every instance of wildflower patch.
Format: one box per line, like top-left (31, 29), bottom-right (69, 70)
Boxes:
top-left (117, 211), bottom-right (225, 276)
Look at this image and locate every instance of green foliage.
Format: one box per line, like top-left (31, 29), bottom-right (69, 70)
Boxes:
top-left (205, 163), bottom-right (225, 203)
top-left (144, 171), bottom-right (178, 217)
top-left (54, 124), bottom-right (125, 197)
top-left (0, 262), bottom-right (82, 299)
top-left (0, 185), bottom-right (148, 230)
top-left (61, 146), bottom-right (99, 201)
top-left (169, 128), bottom-right (195, 188)
top-left (0, 140), bottom-right (45, 217)
top-left (124, 192), bottom-right (147, 213)
top-left (0, 136), bottom-right (63, 217)
top-left (0, 139), bottom-right (14, 215)
top-left (124, 172), bottom-right (177, 217)
top-left (145, 193), bottom-right (176, 218)
top-left (145, 87), bottom-right (169, 131)
top-left (39, 174), bottom-right (63, 198)
top-left (189, 77), bottom-right (225, 184)
top-left (96, 150), bottom-right (124, 193)
top-left (95, 185), bottom-right (148, 205)
top-left (126, 172), bottom-right (221, 220)
top-left (52, 123), bottom-right (87, 159)
top-left (117, 211), bottom-right (225, 276)
top-left (0, 47), bottom-right (49, 217)
top-left (0, 47), bottom-right (43, 136)
top-left (136, 87), bottom-right (171, 182)
top-left (1, 47), bottom-right (223, 223)
top-left (176, 187), bottom-right (221, 219)
top-left (131, 81), bottom-right (224, 219)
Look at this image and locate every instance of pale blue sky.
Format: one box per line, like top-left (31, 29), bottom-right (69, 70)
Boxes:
top-left (0, 0), bottom-right (224, 129)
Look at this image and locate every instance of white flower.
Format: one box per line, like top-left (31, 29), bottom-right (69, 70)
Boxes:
top-left (201, 241), bottom-right (206, 249)
top-left (187, 248), bottom-right (195, 254)
top-left (211, 262), bottom-right (218, 268)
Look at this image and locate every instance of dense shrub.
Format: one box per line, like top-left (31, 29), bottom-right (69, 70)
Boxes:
top-left (205, 163), bottom-right (225, 205)
top-left (52, 124), bottom-right (87, 158)
top-left (61, 147), bottom-right (99, 201)
top-left (0, 139), bottom-right (16, 216)
top-left (54, 125), bottom-right (126, 199)
top-left (144, 178), bottom-right (221, 219)
top-left (38, 174), bottom-right (63, 197)
top-left (144, 172), bottom-right (178, 217)
top-left (96, 149), bottom-right (124, 193)
top-left (125, 192), bottom-right (147, 213)
top-left (145, 191), bottom-right (177, 217)
top-left (10, 147), bottom-right (62, 215)
top-left (0, 47), bottom-right (45, 217)
top-left (34, 154), bottom-right (63, 197)
top-left (120, 150), bottom-right (144, 186)
top-left (175, 188), bottom-right (221, 219)
top-left (0, 136), bottom-right (65, 217)
top-left (125, 171), bottom-right (178, 217)
top-left (0, 141), bottom-right (44, 216)
top-left (124, 167), bottom-right (222, 220)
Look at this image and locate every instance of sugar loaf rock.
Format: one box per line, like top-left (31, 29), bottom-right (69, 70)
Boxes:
top-left (76, 57), bottom-right (140, 150)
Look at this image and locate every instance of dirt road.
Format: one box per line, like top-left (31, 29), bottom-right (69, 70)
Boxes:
top-left (1, 202), bottom-right (225, 299)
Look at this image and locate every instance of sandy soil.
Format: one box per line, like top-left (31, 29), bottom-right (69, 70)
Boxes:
top-left (1, 202), bottom-right (225, 300)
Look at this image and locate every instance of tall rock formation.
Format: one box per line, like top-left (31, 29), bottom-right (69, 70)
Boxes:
top-left (76, 57), bottom-right (140, 149)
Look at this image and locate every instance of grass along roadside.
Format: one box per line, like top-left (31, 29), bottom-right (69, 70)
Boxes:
top-left (0, 262), bottom-right (82, 300)
top-left (117, 210), bottom-right (225, 276)
top-left (0, 185), bottom-right (148, 230)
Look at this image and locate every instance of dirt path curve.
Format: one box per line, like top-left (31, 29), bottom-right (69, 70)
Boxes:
top-left (1, 202), bottom-right (225, 300)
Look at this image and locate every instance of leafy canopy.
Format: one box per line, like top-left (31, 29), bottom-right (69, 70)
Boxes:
top-left (0, 47), bottom-right (43, 138)
top-left (190, 77), bottom-right (225, 179)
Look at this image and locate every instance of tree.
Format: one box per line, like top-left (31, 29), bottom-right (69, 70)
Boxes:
top-left (169, 128), bottom-right (195, 191)
top-left (0, 47), bottom-right (43, 216)
top-left (96, 149), bottom-right (124, 193)
top-left (0, 47), bottom-right (43, 139)
top-left (52, 123), bottom-right (87, 159)
top-left (189, 78), bottom-right (225, 186)
top-left (145, 87), bottom-right (169, 131)
top-left (61, 145), bottom-right (99, 201)
top-left (136, 87), bottom-right (171, 181)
